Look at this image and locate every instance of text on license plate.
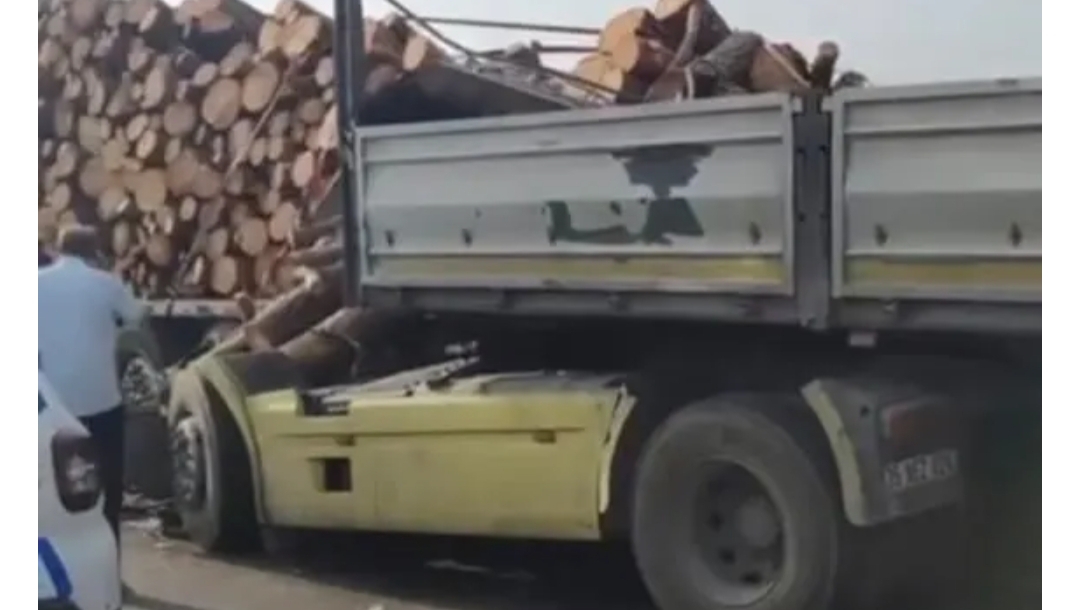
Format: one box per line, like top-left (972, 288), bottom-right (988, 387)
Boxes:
top-left (883, 449), bottom-right (960, 493)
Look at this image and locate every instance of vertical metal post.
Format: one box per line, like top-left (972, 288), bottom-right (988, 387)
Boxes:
top-left (791, 94), bottom-right (833, 331)
top-left (332, 0), bottom-right (368, 306)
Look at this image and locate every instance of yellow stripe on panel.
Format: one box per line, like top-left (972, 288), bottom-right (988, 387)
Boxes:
top-left (846, 259), bottom-right (1041, 289)
top-left (376, 256), bottom-right (787, 286)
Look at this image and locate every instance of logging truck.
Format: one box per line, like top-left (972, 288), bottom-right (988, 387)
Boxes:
top-left (164, 73), bottom-right (1041, 610)
top-left (158, 5), bottom-right (1041, 610)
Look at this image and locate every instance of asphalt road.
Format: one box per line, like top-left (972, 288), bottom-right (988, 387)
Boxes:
top-left (121, 521), bottom-right (656, 610)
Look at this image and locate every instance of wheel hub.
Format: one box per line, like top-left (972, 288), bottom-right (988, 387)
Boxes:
top-left (694, 463), bottom-right (785, 604)
top-left (120, 356), bottom-right (167, 412)
top-left (171, 417), bottom-right (206, 510)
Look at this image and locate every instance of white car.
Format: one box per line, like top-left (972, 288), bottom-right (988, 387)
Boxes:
top-left (39, 370), bottom-right (122, 610)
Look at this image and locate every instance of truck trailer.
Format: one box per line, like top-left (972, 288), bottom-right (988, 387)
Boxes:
top-left (161, 2), bottom-right (1041, 610)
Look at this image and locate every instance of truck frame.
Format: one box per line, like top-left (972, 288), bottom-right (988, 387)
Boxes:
top-left (161, 3), bottom-right (1041, 610)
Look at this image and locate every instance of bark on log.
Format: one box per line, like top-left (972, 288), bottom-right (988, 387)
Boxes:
top-left (209, 264), bottom-right (343, 355)
top-left (277, 307), bottom-right (420, 387)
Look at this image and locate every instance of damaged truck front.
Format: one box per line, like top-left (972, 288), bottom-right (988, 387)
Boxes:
top-left (167, 77), bottom-right (1041, 610)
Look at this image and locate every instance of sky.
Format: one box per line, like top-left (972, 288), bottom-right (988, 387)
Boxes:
top-left (237, 0), bottom-right (1041, 85)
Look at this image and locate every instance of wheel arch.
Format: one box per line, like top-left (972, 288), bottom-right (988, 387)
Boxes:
top-left (599, 384), bottom-right (839, 539)
top-left (166, 355), bottom-right (269, 525)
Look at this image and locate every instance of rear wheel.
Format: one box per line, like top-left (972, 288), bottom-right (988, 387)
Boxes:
top-left (631, 394), bottom-right (842, 610)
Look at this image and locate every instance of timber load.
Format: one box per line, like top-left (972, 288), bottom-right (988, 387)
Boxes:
top-left (38, 0), bottom-right (867, 369)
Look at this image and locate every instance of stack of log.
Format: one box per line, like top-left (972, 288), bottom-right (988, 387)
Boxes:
top-left (38, 0), bottom-right (861, 303)
top-left (568, 0), bottom-right (851, 104)
top-left (36, 0), bottom-right (448, 300)
top-left (39, 0), bottom-right (870, 382)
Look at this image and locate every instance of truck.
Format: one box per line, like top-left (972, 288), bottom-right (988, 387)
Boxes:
top-left (160, 2), bottom-right (1042, 610)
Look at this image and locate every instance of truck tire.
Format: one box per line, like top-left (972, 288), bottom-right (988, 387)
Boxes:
top-left (116, 327), bottom-right (171, 500)
top-left (631, 393), bottom-right (843, 610)
top-left (117, 326), bottom-right (165, 411)
top-left (168, 373), bottom-right (257, 553)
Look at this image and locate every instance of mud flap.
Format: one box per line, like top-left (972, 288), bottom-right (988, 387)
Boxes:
top-left (801, 377), bottom-right (966, 527)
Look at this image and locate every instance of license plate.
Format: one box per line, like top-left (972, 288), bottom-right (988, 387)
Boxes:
top-left (883, 449), bottom-right (960, 493)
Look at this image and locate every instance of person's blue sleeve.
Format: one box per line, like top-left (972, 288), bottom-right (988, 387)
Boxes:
top-left (106, 272), bottom-right (145, 327)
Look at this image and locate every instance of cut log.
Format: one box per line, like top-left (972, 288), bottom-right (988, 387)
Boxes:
top-left (53, 142), bottom-right (80, 179)
top-left (290, 150), bottom-right (316, 188)
top-left (126, 114), bottom-right (151, 142)
top-left (219, 40), bottom-right (255, 77)
top-left (280, 13), bottom-right (327, 58)
top-left (77, 157), bottom-right (108, 198)
top-left (314, 105), bottom-right (338, 150)
top-left (608, 36), bottom-right (675, 82)
top-left (46, 182), bottom-right (72, 211)
top-left (77, 115), bottom-right (108, 154)
top-left (191, 164), bottom-right (224, 199)
top-left (748, 42), bottom-right (811, 93)
top-left (104, 78), bottom-right (135, 118)
top-left (201, 77), bottom-right (242, 130)
top-left (295, 97), bottom-right (325, 125)
top-left (145, 233), bottom-right (174, 268)
top-left (241, 61), bottom-right (280, 113)
top-left (257, 19), bottom-right (282, 56)
top-left (600, 67), bottom-right (645, 104)
top-left (53, 101), bottom-right (75, 138)
top-left (132, 169), bottom-right (168, 213)
top-left (134, 129), bottom-right (167, 164)
top-left (192, 62), bottom-right (219, 88)
top-left (314, 55), bottom-right (334, 88)
top-left (235, 217), bottom-right (269, 256)
top-left (101, 138), bottom-right (128, 172)
top-left (268, 201), bottom-right (299, 242)
top-left (166, 147), bottom-right (200, 194)
top-left (278, 307), bottom-right (421, 386)
top-left (599, 8), bottom-right (664, 52)
top-left (209, 264), bottom-right (344, 355)
top-left (209, 255), bottom-right (239, 295)
top-left (97, 185), bottom-right (128, 221)
top-left (364, 17), bottom-right (405, 65)
top-left (70, 0), bottom-right (107, 32)
top-left (111, 221), bottom-right (133, 256)
top-left (163, 101), bottom-right (197, 136)
top-left (402, 34), bottom-right (446, 72)
top-left (206, 226), bottom-right (230, 259)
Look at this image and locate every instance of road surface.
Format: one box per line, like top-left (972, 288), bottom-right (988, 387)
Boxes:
top-left (121, 520), bottom-right (655, 610)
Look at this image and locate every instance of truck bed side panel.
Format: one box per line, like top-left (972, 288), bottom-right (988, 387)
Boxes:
top-left (356, 95), bottom-right (799, 316)
top-left (827, 79), bottom-right (1041, 304)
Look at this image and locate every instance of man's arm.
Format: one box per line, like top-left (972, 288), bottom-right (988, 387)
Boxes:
top-left (105, 271), bottom-right (146, 328)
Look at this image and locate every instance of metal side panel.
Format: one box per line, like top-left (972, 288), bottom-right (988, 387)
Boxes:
top-left (353, 95), bottom-right (799, 314)
top-left (826, 79), bottom-right (1041, 304)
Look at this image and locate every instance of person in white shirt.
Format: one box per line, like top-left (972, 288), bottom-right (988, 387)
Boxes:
top-left (38, 225), bottom-right (145, 541)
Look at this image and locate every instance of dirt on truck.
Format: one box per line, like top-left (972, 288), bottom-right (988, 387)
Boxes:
top-left (39, 1), bottom-right (1041, 610)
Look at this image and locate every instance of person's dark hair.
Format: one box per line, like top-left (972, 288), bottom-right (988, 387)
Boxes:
top-left (56, 225), bottom-right (102, 262)
top-left (38, 242), bottom-right (53, 268)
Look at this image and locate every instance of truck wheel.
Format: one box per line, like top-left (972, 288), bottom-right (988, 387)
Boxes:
top-left (168, 373), bottom-right (257, 553)
top-left (117, 326), bottom-right (166, 412)
top-left (631, 394), bottom-right (842, 610)
top-left (117, 327), bottom-right (171, 500)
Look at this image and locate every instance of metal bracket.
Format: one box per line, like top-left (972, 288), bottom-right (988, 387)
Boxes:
top-left (791, 94), bottom-right (832, 331)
